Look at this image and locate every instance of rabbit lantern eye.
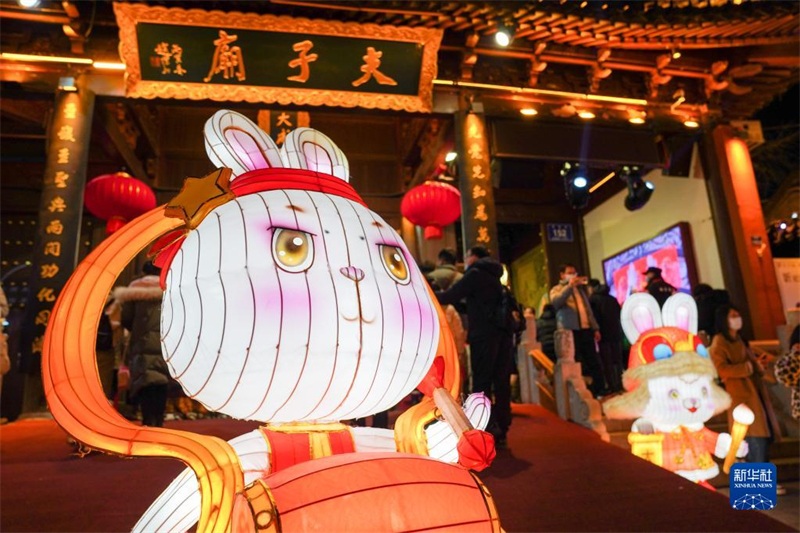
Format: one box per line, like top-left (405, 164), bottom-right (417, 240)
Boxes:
top-left (701, 386), bottom-right (709, 398)
top-left (380, 245), bottom-right (410, 284)
top-left (669, 389), bottom-right (680, 399)
top-left (273, 228), bottom-right (314, 272)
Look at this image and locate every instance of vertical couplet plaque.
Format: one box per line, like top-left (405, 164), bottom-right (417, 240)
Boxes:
top-left (20, 88), bottom-right (94, 382)
top-left (455, 111), bottom-right (498, 257)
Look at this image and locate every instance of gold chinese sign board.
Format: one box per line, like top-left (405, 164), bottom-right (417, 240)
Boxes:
top-left (114, 3), bottom-right (442, 112)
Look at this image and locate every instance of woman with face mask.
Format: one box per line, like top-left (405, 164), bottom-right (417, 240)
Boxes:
top-left (709, 304), bottom-right (777, 463)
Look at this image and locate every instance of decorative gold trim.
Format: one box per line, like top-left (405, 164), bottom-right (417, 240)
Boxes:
top-left (113, 2), bottom-right (441, 112)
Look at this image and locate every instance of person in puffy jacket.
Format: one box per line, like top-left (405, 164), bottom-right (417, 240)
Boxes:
top-left (115, 262), bottom-right (169, 427)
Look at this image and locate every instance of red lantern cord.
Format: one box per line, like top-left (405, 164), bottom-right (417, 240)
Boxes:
top-left (400, 181), bottom-right (461, 240)
top-left (84, 172), bottom-right (157, 234)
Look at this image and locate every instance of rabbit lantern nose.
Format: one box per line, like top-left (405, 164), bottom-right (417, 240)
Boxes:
top-left (340, 266), bottom-right (365, 282)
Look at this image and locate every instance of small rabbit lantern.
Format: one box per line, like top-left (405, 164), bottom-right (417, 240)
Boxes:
top-left (603, 293), bottom-right (748, 488)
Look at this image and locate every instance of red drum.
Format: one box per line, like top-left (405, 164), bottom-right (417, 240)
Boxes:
top-left (232, 452), bottom-right (501, 532)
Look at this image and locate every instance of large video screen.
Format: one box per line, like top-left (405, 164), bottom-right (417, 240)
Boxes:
top-left (602, 222), bottom-right (698, 305)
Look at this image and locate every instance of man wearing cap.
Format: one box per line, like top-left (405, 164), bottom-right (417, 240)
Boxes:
top-left (643, 266), bottom-right (676, 308)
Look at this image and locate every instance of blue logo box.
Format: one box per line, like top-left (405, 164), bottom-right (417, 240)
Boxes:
top-left (729, 463), bottom-right (777, 511)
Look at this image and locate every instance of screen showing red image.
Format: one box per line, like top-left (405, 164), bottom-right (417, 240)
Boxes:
top-left (603, 223), bottom-right (698, 305)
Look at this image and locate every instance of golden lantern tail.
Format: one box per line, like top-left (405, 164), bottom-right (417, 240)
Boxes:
top-left (41, 207), bottom-right (244, 533)
top-left (394, 285), bottom-right (461, 455)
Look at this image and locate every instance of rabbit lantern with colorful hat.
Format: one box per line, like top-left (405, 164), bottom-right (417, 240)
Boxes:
top-left (603, 292), bottom-right (750, 490)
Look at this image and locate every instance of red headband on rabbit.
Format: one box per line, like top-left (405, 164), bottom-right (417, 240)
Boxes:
top-left (149, 166), bottom-right (366, 289)
top-left (151, 110), bottom-right (362, 288)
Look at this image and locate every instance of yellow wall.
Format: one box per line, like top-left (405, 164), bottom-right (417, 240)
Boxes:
top-left (510, 243), bottom-right (549, 314)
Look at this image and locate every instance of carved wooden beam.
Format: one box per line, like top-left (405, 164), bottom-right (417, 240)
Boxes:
top-left (99, 104), bottom-right (149, 180)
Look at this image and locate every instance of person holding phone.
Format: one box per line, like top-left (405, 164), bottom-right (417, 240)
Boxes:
top-left (549, 263), bottom-right (606, 397)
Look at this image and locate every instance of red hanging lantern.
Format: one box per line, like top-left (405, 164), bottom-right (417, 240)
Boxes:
top-left (400, 181), bottom-right (461, 239)
top-left (84, 172), bottom-right (157, 234)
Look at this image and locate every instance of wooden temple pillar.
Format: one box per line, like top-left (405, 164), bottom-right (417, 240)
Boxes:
top-left (20, 77), bottom-right (95, 413)
top-left (700, 125), bottom-right (785, 340)
top-left (454, 95), bottom-right (499, 259)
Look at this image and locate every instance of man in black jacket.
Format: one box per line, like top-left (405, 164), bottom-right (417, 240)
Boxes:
top-left (643, 266), bottom-right (676, 308)
top-left (435, 246), bottom-right (512, 446)
top-left (588, 280), bottom-right (624, 393)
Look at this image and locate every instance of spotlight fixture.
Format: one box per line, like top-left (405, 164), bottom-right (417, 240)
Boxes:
top-left (562, 162), bottom-right (591, 210)
top-left (494, 19), bottom-right (515, 47)
top-left (58, 77), bottom-right (77, 92)
top-left (577, 110), bottom-right (596, 120)
top-left (444, 151), bottom-right (457, 163)
top-left (520, 107), bottom-right (538, 117)
top-left (629, 116), bottom-right (646, 125)
top-left (671, 48), bottom-right (682, 60)
top-left (683, 118), bottom-right (700, 128)
top-left (792, 212), bottom-right (798, 220)
top-left (18, 0), bottom-right (40, 7)
top-left (620, 165), bottom-right (654, 211)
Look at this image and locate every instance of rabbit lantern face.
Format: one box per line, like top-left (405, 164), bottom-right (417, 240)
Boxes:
top-left (158, 111), bottom-right (439, 423)
top-left (642, 374), bottom-right (719, 427)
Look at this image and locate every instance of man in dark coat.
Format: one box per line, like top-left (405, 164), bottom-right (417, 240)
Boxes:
top-left (536, 304), bottom-right (557, 362)
top-left (115, 262), bottom-right (170, 427)
top-left (588, 280), bottom-right (624, 393)
top-left (643, 266), bottom-right (676, 308)
top-left (435, 246), bottom-right (512, 446)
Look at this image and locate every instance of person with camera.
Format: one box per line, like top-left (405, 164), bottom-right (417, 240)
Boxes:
top-left (549, 263), bottom-right (606, 397)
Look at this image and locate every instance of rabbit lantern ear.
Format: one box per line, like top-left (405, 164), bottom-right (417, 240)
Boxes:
top-left (280, 127), bottom-right (349, 182)
top-left (204, 110), bottom-right (283, 178)
top-left (621, 293), bottom-right (663, 344)
top-left (661, 292), bottom-right (698, 334)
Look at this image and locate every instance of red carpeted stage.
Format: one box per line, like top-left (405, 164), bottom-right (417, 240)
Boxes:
top-left (1, 404), bottom-right (794, 532)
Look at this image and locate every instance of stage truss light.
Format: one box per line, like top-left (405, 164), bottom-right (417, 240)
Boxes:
top-left (620, 165), bottom-right (654, 211)
top-left (562, 162), bottom-right (590, 210)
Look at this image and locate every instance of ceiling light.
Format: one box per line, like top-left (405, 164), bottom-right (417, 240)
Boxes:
top-left (620, 166), bottom-right (654, 211)
top-left (562, 163), bottom-right (591, 210)
top-left (629, 116), bottom-right (645, 125)
top-left (589, 171), bottom-right (616, 193)
top-left (578, 110), bottom-right (595, 120)
top-left (780, 222), bottom-right (788, 230)
top-left (683, 118), bottom-right (700, 128)
top-left (0, 52), bottom-right (93, 65)
top-left (495, 20), bottom-right (515, 47)
top-left (444, 151), bottom-right (457, 163)
top-left (18, 0), bottom-right (40, 7)
top-left (792, 212), bottom-right (798, 220)
top-left (672, 49), bottom-right (682, 60)
top-left (520, 107), bottom-right (538, 116)
top-left (93, 61), bottom-right (126, 71)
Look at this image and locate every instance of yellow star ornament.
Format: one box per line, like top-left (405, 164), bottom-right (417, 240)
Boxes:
top-left (165, 167), bottom-right (235, 229)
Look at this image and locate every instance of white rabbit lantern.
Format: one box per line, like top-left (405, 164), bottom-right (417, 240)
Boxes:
top-left (41, 109), bottom-right (499, 533)
top-left (604, 293), bottom-right (748, 489)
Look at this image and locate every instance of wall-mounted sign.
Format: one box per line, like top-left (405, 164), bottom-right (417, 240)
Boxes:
top-left (546, 223), bottom-right (574, 243)
top-left (114, 3), bottom-right (442, 112)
